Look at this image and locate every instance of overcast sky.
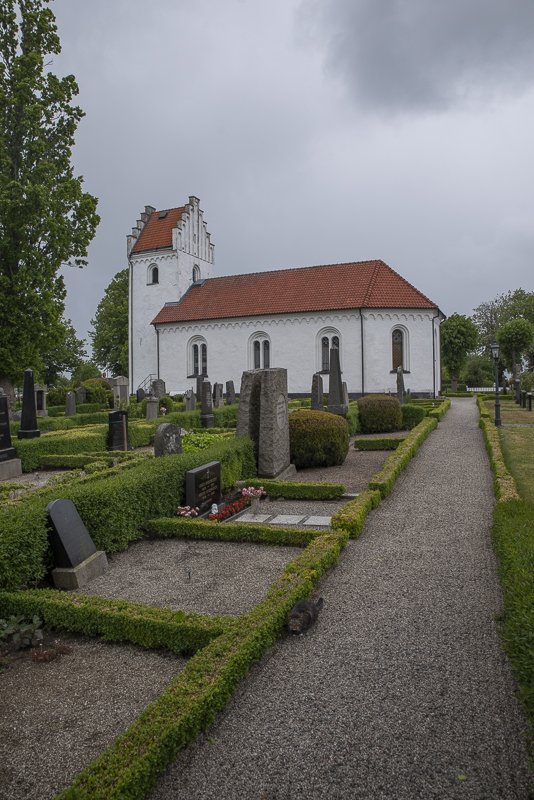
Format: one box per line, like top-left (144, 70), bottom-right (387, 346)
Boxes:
top-left (50, 0), bottom-right (534, 353)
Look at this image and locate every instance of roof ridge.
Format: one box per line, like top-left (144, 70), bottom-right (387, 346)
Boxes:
top-left (362, 260), bottom-right (383, 307)
top-left (189, 260), bottom-right (383, 284)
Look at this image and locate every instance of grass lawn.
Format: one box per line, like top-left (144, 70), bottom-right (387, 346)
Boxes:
top-left (499, 426), bottom-right (534, 505)
top-left (484, 398), bottom-right (534, 425)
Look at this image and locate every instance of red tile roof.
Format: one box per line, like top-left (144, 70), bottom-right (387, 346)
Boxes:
top-left (132, 207), bottom-right (185, 253)
top-left (151, 260), bottom-right (437, 325)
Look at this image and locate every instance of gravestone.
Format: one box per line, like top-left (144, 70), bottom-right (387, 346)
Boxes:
top-left (47, 498), bottom-right (108, 590)
top-left (17, 369), bottom-right (40, 440)
top-left (109, 376), bottom-right (129, 406)
top-left (185, 461), bottom-right (221, 515)
top-left (236, 368), bottom-right (295, 480)
top-left (185, 389), bottom-right (196, 411)
top-left (136, 387), bottom-right (146, 404)
top-left (396, 366), bottom-right (406, 405)
top-left (196, 375), bottom-right (205, 401)
top-left (13, 410), bottom-right (21, 422)
top-left (76, 386), bottom-right (87, 404)
top-left (326, 348), bottom-right (348, 416)
top-left (154, 423), bottom-right (183, 457)
top-left (65, 391), bottom-right (77, 416)
top-left (0, 391), bottom-right (21, 479)
top-left (34, 384), bottom-right (48, 417)
top-left (311, 373), bottom-right (324, 411)
top-left (522, 390), bottom-right (527, 409)
top-left (213, 383), bottom-right (223, 409)
top-left (342, 382), bottom-right (349, 407)
top-left (515, 379), bottom-right (521, 404)
top-left (201, 380), bottom-right (214, 428)
top-left (107, 409), bottom-right (130, 451)
top-left (151, 379), bottom-right (166, 399)
top-left (226, 380), bottom-right (236, 406)
top-left (146, 394), bottom-right (158, 420)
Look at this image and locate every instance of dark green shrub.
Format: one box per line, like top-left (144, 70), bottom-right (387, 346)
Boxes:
top-left (159, 396), bottom-right (175, 414)
top-left (46, 386), bottom-right (73, 407)
top-left (289, 410), bottom-right (349, 468)
top-left (401, 404), bottom-right (426, 429)
top-left (358, 394), bottom-right (402, 433)
top-left (82, 379), bottom-right (110, 405)
top-left (346, 403), bottom-right (360, 435)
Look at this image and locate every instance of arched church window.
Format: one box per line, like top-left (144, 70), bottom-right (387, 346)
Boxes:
top-left (332, 336), bottom-right (339, 350)
top-left (392, 329), bottom-right (403, 370)
top-left (263, 340), bottom-right (270, 369)
top-left (192, 344), bottom-right (199, 375)
top-left (322, 337), bottom-right (330, 372)
top-left (254, 340), bottom-right (261, 369)
top-left (201, 343), bottom-right (207, 375)
top-left (192, 265), bottom-right (200, 282)
top-left (149, 266), bottom-right (159, 284)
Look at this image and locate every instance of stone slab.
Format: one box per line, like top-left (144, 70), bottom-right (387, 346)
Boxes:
top-left (238, 513), bottom-right (272, 523)
top-left (51, 549), bottom-right (108, 590)
top-left (303, 516), bottom-right (332, 527)
top-left (0, 458), bottom-right (22, 480)
top-left (270, 515), bottom-right (305, 525)
top-left (47, 498), bottom-right (98, 569)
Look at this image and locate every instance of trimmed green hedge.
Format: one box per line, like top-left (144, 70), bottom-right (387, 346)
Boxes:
top-left (477, 396), bottom-right (519, 503)
top-left (289, 410), bottom-right (349, 468)
top-left (14, 428), bottom-right (109, 471)
top-left (427, 398), bottom-right (451, 421)
top-left (0, 437), bottom-right (256, 590)
top-left (358, 394), bottom-right (402, 433)
top-left (401, 404), bottom-right (427, 429)
top-left (47, 532), bottom-right (345, 800)
top-left (353, 437), bottom-right (405, 450)
top-left (47, 403), bottom-right (108, 417)
top-left (368, 417), bottom-right (438, 498)
top-left (145, 516), bottom-right (323, 548)
top-left (246, 478), bottom-right (345, 500)
top-left (39, 452), bottom-right (145, 469)
top-left (443, 391), bottom-right (474, 397)
top-left (0, 589), bottom-right (233, 655)
top-left (331, 489), bottom-right (381, 538)
top-left (346, 404), bottom-right (360, 435)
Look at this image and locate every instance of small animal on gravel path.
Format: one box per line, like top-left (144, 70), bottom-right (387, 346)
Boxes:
top-left (287, 598), bottom-right (323, 634)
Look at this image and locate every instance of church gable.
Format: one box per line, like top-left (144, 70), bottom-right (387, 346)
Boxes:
top-left (151, 260), bottom-right (437, 325)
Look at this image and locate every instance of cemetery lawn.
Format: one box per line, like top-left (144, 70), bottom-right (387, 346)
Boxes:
top-left (499, 426), bottom-right (534, 505)
top-left (484, 398), bottom-right (534, 425)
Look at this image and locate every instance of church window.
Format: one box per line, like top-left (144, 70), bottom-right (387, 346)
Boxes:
top-left (318, 330), bottom-right (342, 373)
top-left (149, 266), bottom-right (159, 284)
top-left (201, 343), bottom-right (207, 375)
top-left (322, 337), bottom-right (330, 371)
top-left (263, 340), bottom-right (270, 369)
top-left (254, 340), bottom-right (261, 369)
top-left (192, 344), bottom-right (199, 375)
top-left (192, 265), bottom-right (200, 282)
top-left (392, 329), bottom-right (403, 370)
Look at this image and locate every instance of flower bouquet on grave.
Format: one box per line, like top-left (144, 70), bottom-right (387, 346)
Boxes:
top-left (242, 485), bottom-right (266, 514)
top-left (177, 506), bottom-right (199, 518)
top-left (208, 497), bottom-right (248, 522)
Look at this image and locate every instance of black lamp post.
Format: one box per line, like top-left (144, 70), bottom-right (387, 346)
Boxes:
top-left (491, 340), bottom-right (502, 427)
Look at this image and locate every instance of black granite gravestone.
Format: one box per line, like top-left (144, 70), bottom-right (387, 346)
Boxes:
top-left (136, 387), bottom-right (146, 403)
top-left (17, 369), bottom-right (40, 439)
top-left (185, 461), bottom-right (221, 514)
top-left (0, 394), bottom-right (16, 463)
top-left (47, 499), bottom-right (97, 569)
top-left (107, 409), bottom-right (131, 451)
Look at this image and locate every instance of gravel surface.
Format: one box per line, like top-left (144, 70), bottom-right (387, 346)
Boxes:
top-left (0, 635), bottom-right (187, 800)
top-left (294, 446), bottom-right (390, 494)
top-left (149, 398), bottom-right (533, 800)
top-left (75, 538), bottom-right (303, 617)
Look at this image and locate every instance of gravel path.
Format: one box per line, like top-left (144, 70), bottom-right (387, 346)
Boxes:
top-left (149, 398), bottom-right (533, 800)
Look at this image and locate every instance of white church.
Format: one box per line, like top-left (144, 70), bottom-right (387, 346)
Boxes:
top-left (127, 197), bottom-right (443, 399)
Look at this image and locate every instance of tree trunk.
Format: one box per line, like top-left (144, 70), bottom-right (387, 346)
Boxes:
top-left (0, 376), bottom-right (15, 420)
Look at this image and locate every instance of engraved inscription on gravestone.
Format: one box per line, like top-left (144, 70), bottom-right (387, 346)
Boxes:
top-left (185, 461), bottom-right (221, 514)
top-left (276, 394), bottom-right (286, 429)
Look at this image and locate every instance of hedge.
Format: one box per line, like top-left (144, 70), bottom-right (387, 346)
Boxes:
top-left (245, 478), bottom-right (345, 500)
top-left (145, 516), bottom-right (323, 548)
top-left (368, 417), bottom-right (438, 498)
top-left (39, 532), bottom-right (345, 800)
top-left (14, 428), bottom-right (109, 471)
top-left (0, 436), bottom-right (256, 590)
top-left (346, 404), bottom-right (360, 435)
top-left (39, 452), bottom-right (145, 470)
top-left (331, 489), bottom-right (382, 537)
top-left (477, 397), bottom-right (519, 503)
top-left (427, 398), bottom-right (451, 421)
top-left (353, 437), bottom-right (405, 450)
top-left (0, 589), bottom-right (233, 655)
top-left (443, 391), bottom-right (474, 397)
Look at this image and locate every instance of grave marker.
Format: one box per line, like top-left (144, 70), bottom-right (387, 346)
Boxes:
top-left (47, 498), bottom-right (108, 590)
top-left (107, 409), bottom-right (130, 451)
top-left (185, 389), bottom-right (196, 411)
top-left (76, 386), bottom-right (87, 404)
top-left (65, 390), bottom-right (77, 416)
top-left (185, 460), bottom-right (221, 514)
top-left (17, 369), bottom-right (40, 440)
top-left (146, 394), bottom-right (158, 420)
top-left (396, 366), bottom-right (406, 405)
top-left (226, 380), bottom-right (236, 406)
top-left (35, 383), bottom-right (48, 416)
top-left (311, 373), bottom-right (324, 411)
top-left (151, 379), bottom-right (166, 399)
top-left (136, 387), bottom-right (145, 404)
top-left (326, 348), bottom-right (348, 416)
top-left (0, 391), bottom-right (21, 479)
top-left (201, 380), bottom-right (214, 428)
top-left (154, 423), bottom-right (183, 457)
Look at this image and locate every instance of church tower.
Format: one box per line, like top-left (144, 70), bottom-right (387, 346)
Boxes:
top-left (127, 196), bottom-right (214, 393)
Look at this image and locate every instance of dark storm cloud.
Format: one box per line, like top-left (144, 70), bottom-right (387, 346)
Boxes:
top-left (300, 0), bottom-right (534, 113)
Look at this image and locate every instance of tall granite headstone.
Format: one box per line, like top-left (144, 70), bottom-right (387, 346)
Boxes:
top-left (154, 423), bottom-right (183, 458)
top-left (65, 391), bottom-right (77, 416)
top-left (326, 348), bottom-right (348, 416)
top-left (107, 409), bottom-right (130, 451)
top-left (396, 366), bottom-right (406, 405)
top-left (0, 391), bottom-right (21, 479)
top-left (151, 379), bottom-right (166, 399)
top-left (311, 373), bottom-right (324, 411)
top-left (213, 383), bottom-right (223, 409)
top-left (17, 369), bottom-right (40, 440)
top-left (226, 380), bottom-right (236, 406)
top-left (201, 380), bottom-right (214, 428)
top-left (185, 389), bottom-right (196, 411)
top-left (76, 386), bottom-right (87, 404)
top-left (342, 382), bottom-right (349, 408)
top-left (146, 394), bottom-right (158, 420)
top-left (47, 499), bottom-right (108, 590)
top-left (236, 368), bottom-right (295, 480)
top-left (35, 384), bottom-right (48, 417)
top-left (196, 375), bottom-right (205, 402)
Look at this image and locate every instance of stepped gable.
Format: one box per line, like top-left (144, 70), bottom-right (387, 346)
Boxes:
top-left (151, 260), bottom-right (437, 325)
top-left (131, 207), bottom-right (185, 253)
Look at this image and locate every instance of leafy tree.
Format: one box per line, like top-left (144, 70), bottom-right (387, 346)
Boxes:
top-left (473, 289), bottom-right (534, 354)
top-left (441, 313), bottom-right (479, 390)
top-left (89, 269), bottom-right (128, 376)
top-left (461, 355), bottom-right (494, 388)
top-left (497, 318), bottom-right (534, 378)
top-left (0, 0), bottom-right (99, 414)
top-left (71, 360), bottom-right (101, 384)
top-left (38, 317), bottom-right (86, 385)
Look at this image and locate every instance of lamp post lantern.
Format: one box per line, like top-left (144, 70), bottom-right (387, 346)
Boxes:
top-left (491, 340), bottom-right (502, 427)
